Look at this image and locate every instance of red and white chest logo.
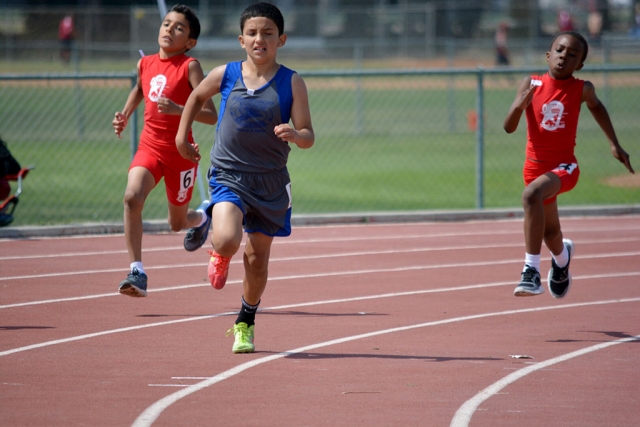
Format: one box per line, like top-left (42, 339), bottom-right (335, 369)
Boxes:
top-left (540, 100), bottom-right (565, 131)
top-left (149, 74), bottom-right (167, 102)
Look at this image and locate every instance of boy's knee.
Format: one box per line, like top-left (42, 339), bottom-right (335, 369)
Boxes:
top-left (521, 186), bottom-right (543, 208)
top-left (245, 252), bottom-right (269, 274)
top-left (544, 225), bottom-right (561, 242)
top-left (123, 191), bottom-right (144, 212)
top-left (213, 238), bottom-right (241, 257)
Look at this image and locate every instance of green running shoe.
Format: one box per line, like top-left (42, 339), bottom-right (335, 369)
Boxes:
top-left (227, 322), bottom-right (255, 353)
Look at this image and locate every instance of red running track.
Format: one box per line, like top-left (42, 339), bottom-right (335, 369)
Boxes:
top-left (1, 215), bottom-right (639, 426)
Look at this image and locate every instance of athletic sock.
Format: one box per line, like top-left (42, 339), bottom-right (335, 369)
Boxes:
top-left (130, 262), bottom-right (145, 275)
top-left (194, 210), bottom-right (207, 228)
top-left (552, 245), bottom-right (569, 268)
top-left (235, 296), bottom-right (260, 327)
top-left (523, 253), bottom-right (540, 272)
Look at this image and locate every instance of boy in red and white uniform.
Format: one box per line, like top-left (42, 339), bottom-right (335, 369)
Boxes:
top-left (503, 31), bottom-right (634, 298)
top-left (111, 4), bottom-right (217, 297)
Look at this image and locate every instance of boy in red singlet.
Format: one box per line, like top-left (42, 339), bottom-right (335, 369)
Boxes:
top-left (503, 31), bottom-right (634, 298)
top-left (111, 4), bottom-right (217, 298)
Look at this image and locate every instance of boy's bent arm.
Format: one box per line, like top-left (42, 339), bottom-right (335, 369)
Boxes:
top-left (583, 81), bottom-right (634, 173)
top-left (176, 65), bottom-right (225, 162)
top-left (188, 61), bottom-right (218, 125)
top-left (112, 60), bottom-right (144, 138)
top-left (278, 74), bottom-right (314, 149)
top-left (503, 76), bottom-right (536, 133)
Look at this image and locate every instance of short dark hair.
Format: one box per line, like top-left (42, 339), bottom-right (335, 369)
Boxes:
top-left (168, 4), bottom-right (201, 40)
top-left (240, 2), bottom-right (284, 36)
top-left (550, 31), bottom-right (589, 63)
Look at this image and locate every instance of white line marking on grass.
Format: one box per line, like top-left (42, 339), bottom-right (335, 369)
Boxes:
top-left (449, 334), bottom-right (640, 427)
top-left (131, 298), bottom-right (640, 427)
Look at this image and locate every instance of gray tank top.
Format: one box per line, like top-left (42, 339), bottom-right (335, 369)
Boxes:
top-left (210, 61), bottom-right (295, 173)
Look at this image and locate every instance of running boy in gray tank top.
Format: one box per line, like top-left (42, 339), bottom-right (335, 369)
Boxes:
top-left (176, 2), bottom-right (315, 353)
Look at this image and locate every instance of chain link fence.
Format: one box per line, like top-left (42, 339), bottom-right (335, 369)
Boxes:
top-left (1, 65), bottom-right (639, 227)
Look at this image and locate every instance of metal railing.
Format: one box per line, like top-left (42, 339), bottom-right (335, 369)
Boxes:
top-left (1, 64), bottom-right (639, 226)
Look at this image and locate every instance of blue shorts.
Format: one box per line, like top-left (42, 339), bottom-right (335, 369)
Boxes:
top-left (206, 167), bottom-right (292, 237)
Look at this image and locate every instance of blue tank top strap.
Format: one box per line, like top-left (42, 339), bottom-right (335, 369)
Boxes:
top-left (273, 65), bottom-right (295, 123)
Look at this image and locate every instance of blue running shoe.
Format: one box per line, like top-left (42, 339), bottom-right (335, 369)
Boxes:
top-left (118, 267), bottom-right (148, 297)
top-left (514, 265), bottom-right (543, 297)
top-left (184, 200), bottom-right (211, 252)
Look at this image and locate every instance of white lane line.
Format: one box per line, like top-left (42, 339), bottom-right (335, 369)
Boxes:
top-left (1, 277), bottom-right (638, 359)
top-left (1, 257), bottom-right (638, 310)
top-left (2, 230), bottom-right (513, 260)
top-left (148, 384), bottom-right (190, 388)
top-left (2, 231), bottom-right (515, 261)
top-left (5, 228), bottom-right (640, 261)
top-left (0, 216), bottom-right (636, 245)
top-left (0, 311), bottom-right (235, 357)
top-left (450, 334), bottom-right (640, 427)
top-left (130, 298), bottom-right (640, 427)
top-left (1, 229), bottom-right (637, 261)
top-left (0, 246), bottom-right (178, 261)
top-left (2, 244), bottom-right (639, 282)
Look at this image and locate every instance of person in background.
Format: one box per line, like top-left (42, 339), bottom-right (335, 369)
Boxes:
top-left (0, 137), bottom-right (22, 202)
top-left (558, 9), bottom-right (575, 32)
top-left (58, 15), bottom-right (75, 64)
top-left (631, 3), bottom-right (640, 38)
top-left (587, 0), bottom-right (603, 45)
top-left (495, 21), bottom-right (510, 67)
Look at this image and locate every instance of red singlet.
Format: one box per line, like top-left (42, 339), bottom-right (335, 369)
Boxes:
top-left (523, 73), bottom-right (584, 203)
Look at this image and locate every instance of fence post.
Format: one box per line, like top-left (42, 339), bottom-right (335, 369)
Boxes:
top-left (354, 43), bottom-right (364, 135)
top-left (475, 68), bottom-right (485, 209)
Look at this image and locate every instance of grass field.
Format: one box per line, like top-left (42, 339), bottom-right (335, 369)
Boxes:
top-left (2, 70), bottom-right (639, 226)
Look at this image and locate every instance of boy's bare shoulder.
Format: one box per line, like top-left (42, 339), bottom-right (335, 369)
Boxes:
top-left (208, 63), bottom-right (228, 77)
top-left (581, 79), bottom-right (597, 104)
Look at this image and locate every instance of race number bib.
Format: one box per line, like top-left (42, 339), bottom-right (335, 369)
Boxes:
top-left (177, 167), bottom-right (196, 203)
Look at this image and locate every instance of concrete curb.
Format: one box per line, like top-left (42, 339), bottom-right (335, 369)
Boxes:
top-left (1, 205), bottom-right (639, 239)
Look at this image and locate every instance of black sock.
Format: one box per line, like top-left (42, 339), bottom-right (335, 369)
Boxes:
top-left (235, 296), bottom-right (260, 327)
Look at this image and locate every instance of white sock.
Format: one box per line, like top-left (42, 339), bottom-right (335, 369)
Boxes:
top-left (194, 210), bottom-right (207, 228)
top-left (130, 262), bottom-right (145, 275)
top-left (523, 253), bottom-right (540, 272)
top-left (552, 245), bottom-right (569, 268)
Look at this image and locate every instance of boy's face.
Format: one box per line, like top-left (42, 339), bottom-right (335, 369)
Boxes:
top-left (239, 17), bottom-right (286, 62)
top-left (546, 34), bottom-right (585, 79)
top-left (158, 11), bottom-right (195, 56)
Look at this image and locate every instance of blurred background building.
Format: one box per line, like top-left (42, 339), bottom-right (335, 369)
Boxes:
top-left (1, 0), bottom-right (639, 71)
